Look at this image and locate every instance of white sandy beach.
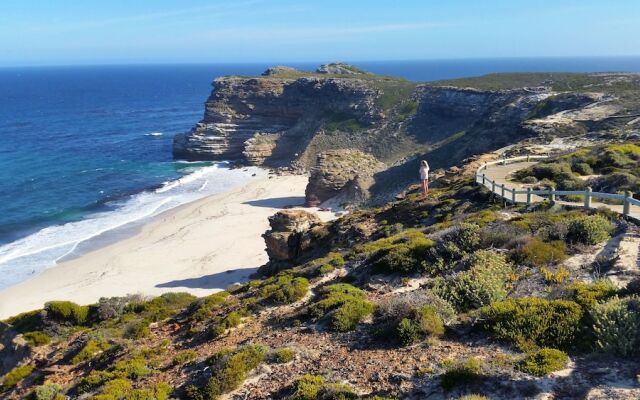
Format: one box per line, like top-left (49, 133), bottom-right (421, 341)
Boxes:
top-left (0, 173), bottom-right (332, 320)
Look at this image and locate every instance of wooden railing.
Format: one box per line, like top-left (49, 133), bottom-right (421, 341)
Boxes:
top-left (475, 155), bottom-right (640, 217)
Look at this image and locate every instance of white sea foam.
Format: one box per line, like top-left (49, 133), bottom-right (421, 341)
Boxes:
top-left (0, 163), bottom-right (265, 290)
top-left (144, 132), bottom-right (164, 136)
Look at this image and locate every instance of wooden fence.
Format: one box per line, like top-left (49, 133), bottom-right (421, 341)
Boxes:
top-left (475, 155), bottom-right (640, 217)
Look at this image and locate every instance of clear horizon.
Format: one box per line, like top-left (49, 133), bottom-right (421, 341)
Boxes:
top-left (2, 0), bottom-right (640, 67)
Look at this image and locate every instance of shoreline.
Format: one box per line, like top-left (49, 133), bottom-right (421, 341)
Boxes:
top-left (0, 173), bottom-right (333, 320)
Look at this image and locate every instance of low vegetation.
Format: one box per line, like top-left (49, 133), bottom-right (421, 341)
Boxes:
top-left (2, 150), bottom-right (639, 399)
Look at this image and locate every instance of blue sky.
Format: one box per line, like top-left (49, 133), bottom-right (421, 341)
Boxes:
top-left (1, 0), bottom-right (639, 66)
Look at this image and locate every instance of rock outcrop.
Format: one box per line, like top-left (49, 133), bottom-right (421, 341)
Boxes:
top-left (259, 209), bottom-right (322, 275)
top-left (305, 149), bottom-right (385, 207)
top-left (316, 63), bottom-right (368, 75)
top-left (173, 70), bottom-right (381, 165)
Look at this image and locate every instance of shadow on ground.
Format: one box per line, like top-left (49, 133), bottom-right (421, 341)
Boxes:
top-left (156, 267), bottom-right (257, 290)
top-left (243, 196), bottom-right (305, 208)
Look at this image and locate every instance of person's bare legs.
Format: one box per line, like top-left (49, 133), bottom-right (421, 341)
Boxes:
top-left (422, 180), bottom-right (428, 196)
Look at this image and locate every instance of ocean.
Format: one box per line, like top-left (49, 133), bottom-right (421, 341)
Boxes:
top-left (1, 57), bottom-right (640, 289)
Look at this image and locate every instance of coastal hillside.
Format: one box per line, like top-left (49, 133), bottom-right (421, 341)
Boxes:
top-left (2, 149), bottom-right (640, 399)
top-left (174, 64), bottom-right (640, 203)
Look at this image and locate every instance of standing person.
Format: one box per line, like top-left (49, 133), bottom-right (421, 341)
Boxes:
top-left (419, 160), bottom-right (430, 196)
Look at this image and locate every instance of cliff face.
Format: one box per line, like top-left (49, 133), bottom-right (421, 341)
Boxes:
top-left (173, 74), bottom-right (381, 165)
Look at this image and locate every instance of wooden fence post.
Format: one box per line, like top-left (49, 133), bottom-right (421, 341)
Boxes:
top-left (512, 187), bottom-right (517, 204)
top-left (584, 187), bottom-right (592, 209)
top-left (624, 191), bottom-right (633, 216)
top-left (501, 183), bottom-right (505, 199)
top-left (492, 180), bottom-right (496, 194)
top-left (549, 186), bottom-right (556, 203)
top-left (482, 174), bottom-right (486, 185)
top-left (527, 155), bottom-right (530, 162)
top-left (526, 187), bottom-right (532, 205)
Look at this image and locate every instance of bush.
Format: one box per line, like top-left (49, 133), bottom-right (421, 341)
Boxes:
top-left (308, 284), bottom-right (374, 332)
top-left (456, 396), bottom-right (490, 400)
top-left (396, 318), bottom-right (419, 346)
top-left (204, 345), bottom-right (267, 397)
top-left (572, 162), bottom-right (593, 175)
top-left (290, 374), bottom-right (325, 400)
top-left (114, 357), bottom-right (150, 379)
top-left (210, 311), bottom-right (243, 339)
top-left (190, 291), bottom-right (230, 321)
top-left (174, 350), bottom-right (198, 365)
top-left (440, 358), bottom-right (482, 390)
top-left (372, 233), bottom-right (433, 274)
top-left (480, 297), bottom-right (582, 349)
top-left (23, 331), bottom-right (51, 347)
top-left (4, 310), bottom-right (43, 333)
top-left (564, 279), bottom-right (617, 309)
top-left (129, 292), bottom-right (197, 322)
top-left (517, 348), bottom-right (568, 376)
top-left (566, 215), bottom-right (613, 245)
top-left (395, 304), bottom-right (446, 346)
top-left (95, 296), bottom-right (135, 321)
top-left (34, 383), bottom-right (64, 400)
top-left (260, 274), bottom-right (310, 304)
top-left (590, 295), bottom-right (640, 356)
top-left (1, 364), bottom-right (34, 391)
top-left (376, 289), bottom-right (456, 326)
top-left (123, 319), bottom-right (150, 339)
top-left (512, 238), bottom-right (567, 267)
top-left (45, 301), bottom-right (89, 325)
top-left (272, 348), bottom-right (295, 363)
top-left (72, 339), bottom-right (111, 364)
top-left (432, 250), bottom-right (512, 311)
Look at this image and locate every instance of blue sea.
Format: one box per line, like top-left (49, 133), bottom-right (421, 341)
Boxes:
top-left (1, 57), bottom-right (640, 289)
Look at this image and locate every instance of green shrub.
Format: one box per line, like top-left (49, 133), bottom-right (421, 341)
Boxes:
top-left (440, 358), bottom-right (482, 390)
top-left (455, 396), bottom-right (490, 400)
top-left (129, 292), bottom-right (197, 322)
top-left (174, 350), bottom-right (198, 365)
top-left (272, 348), bottom-right (295, 363)
top-left (376, 289), bottom-right (456, 327)
top-left (480, 297), bottom-right (582, 349)
top-left (564, 279), bottom-right (617, 309)
top-left (308, 284), bottom-right (374, 332)
top-left (517, 348), bottom-right (568, 376)
top-left (260, 274), bottom-right (310, 304)
top-left (113, 357), bottom-right (150, 379)
top-left (77, 371), bottom-right (115, 393)
top-left (432, 250), bottom-right (512, 311)
top-left (210, 311), bottom-right (243, 339)
top-left (318, 383), bottom-right (358, 399)
top-left (591, 295), bottom-right (640, 356)
top-left (45, 301), bottom-right (90, 325)
top-left (33, 383), bottom-right (64, 400)
top-left (290, 374), bottom-right (325, 400)
top-left (23, 331), bottom-right (51, 347)
top-left (72, 339), bottom-right (111, 364)
top-left (566, 215), bottom-right (613, 245)
top-left (4, 310), bottom-right (43, 333)
top-left (204, 345), bottom-right (267, 398)
top-left (395, 304), bottom-right (445, 346)
top-left (572, 162), bottom-right (593, 175)
top-left (512, 238), bottom-right (567, 267)
top-left (190, 291), bottom-right (230, 321)
top-left (123, 319), bottom-right (150, 339)
top-left (396, 318), bottom-right (419, 346)
top-left (372, 233), bottom-right (433, 274)
top-left (1, 364), bottom-right (34, 391)
top-left (413, 305), bottom-right (445, 337)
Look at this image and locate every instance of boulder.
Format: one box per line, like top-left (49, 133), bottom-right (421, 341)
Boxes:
top-left (305, 149), bottom-right (385, 207)
top-left (262, 210), bottom-right (321, 263)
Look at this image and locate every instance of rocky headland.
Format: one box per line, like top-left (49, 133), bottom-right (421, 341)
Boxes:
top-left (174, 65), bottom-right (640, 206)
